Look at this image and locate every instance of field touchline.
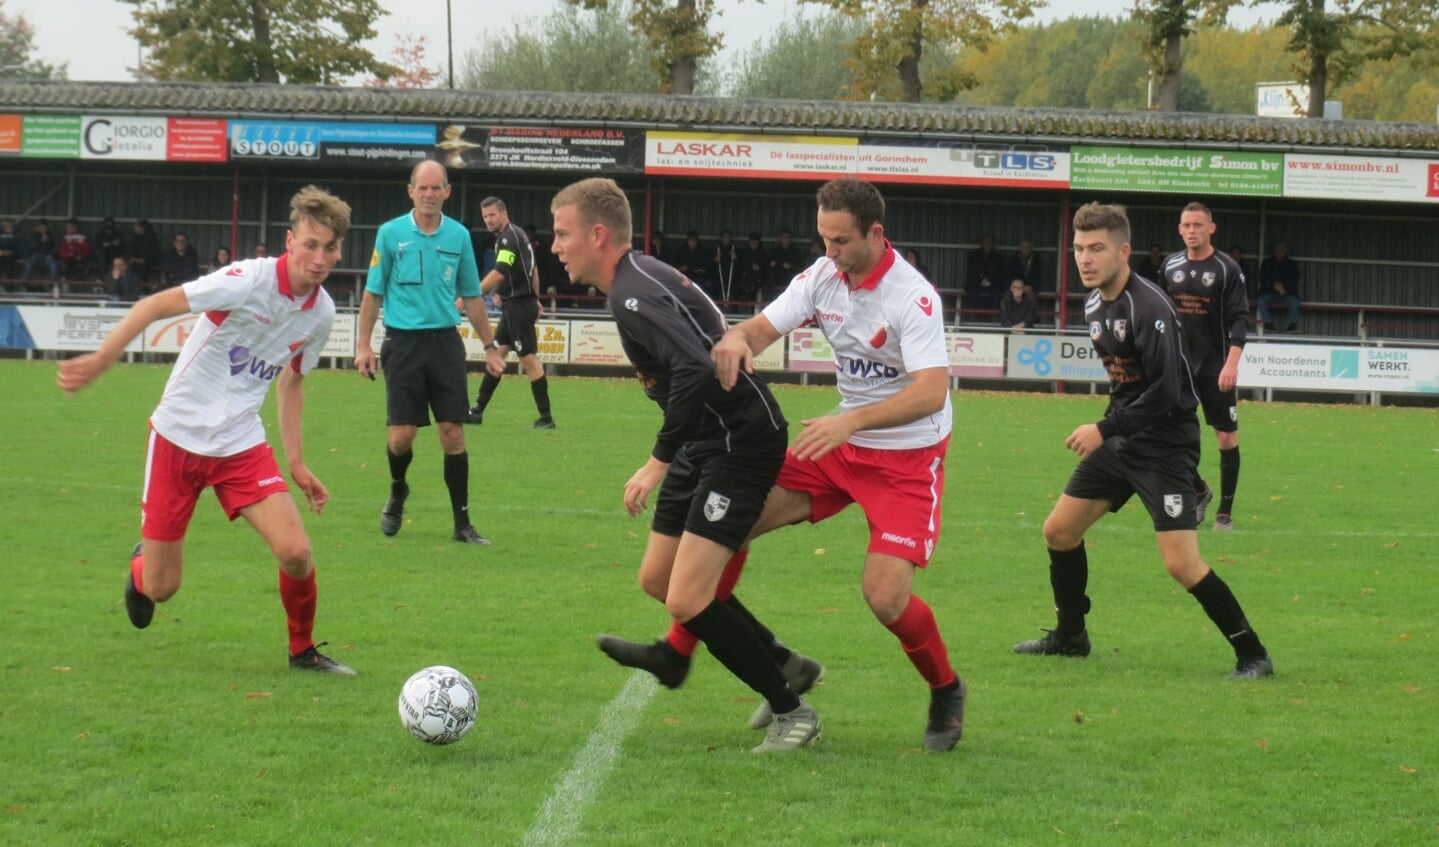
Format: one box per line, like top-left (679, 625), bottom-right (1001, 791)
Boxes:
top-left (521, 672), bottom-right (656, 847)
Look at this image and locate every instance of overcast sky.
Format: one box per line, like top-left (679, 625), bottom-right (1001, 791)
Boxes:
top-left (10, 0), bottom-right (1274, 84)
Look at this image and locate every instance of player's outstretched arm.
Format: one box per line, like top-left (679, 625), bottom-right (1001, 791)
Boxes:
top-left (712, 314), bottom-right (781, 391)
top-left (57, 287), bottom-right (191, 395)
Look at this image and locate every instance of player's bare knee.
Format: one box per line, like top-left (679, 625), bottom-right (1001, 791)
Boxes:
top-left (638, 570), bottom-right (668, 602)
top-left (274, 545), bottom-right (313, 576)
top-left (1043, 518), bottom-right (1081, 551)
top-left (664, 594), bottom-right (706, 624)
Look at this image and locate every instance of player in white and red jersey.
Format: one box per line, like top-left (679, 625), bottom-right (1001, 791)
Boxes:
top-left (58, 186), bottom-right (358, 675)
top-left (598, 178), bottom-right (967, 752)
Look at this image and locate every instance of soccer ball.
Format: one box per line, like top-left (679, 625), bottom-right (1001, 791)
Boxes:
top-left (398, 665), bottom-right (479, 745)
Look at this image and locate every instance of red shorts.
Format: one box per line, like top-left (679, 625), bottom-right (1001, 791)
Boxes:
top-left (141, 428), bottom-right (289, 542)
top-left (776, 436), bottom-right (949, 567)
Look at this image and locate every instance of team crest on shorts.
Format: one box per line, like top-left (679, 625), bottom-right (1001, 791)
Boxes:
top-left (703, 491), bottom-right (731, 522)
top-left (1163, 494), bottom-right (1183, 518)
top-left (1229, 405), bottom-right (1237, 422)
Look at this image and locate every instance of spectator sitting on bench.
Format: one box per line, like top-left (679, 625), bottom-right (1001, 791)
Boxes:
top-left (1258, 240), bottom-right (1301, 332)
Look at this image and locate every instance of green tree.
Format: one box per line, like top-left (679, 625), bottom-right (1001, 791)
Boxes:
top-left (122, 0), bottom-right (393, 84)
top-left (808, 0), bottom-right (1043, 102)
top-left (0, 0), bottom-right (66, 79)
top-left (728, 10), bottom-right (865, 99)
top-left (462, 2), bottom-right (677, 94)
top-left (1185, 24), bottom-right (1295, 114)
top-left (1275, 0), bottom-right (1439, 117)
top-left (953, 17), bottom-right (1142, 109)
top-left (567, 0), bottom-right (724, 94)
top-left (1132, 0), bottom-right (1242, 111)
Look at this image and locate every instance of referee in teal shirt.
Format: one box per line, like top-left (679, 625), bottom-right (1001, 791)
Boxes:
top-left (356, 160), bottom-right (505, 545)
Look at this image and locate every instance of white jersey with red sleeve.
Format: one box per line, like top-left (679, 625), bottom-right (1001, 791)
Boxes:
top-left (762, 243), bottom-right (952, 449)
top-left (149, 256), bottom-right (335, 458)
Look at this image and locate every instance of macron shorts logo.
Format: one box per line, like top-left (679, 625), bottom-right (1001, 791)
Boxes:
top-left (258, 475), bottom-right (284, 487)
top-left (880, 531), bottom-right (917, 549)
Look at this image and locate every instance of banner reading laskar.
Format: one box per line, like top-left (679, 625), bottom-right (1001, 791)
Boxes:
top-left (644, 131), bottom-right (1068, 187)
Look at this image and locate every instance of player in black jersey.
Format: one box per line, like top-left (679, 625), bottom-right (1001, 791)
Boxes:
top-left (1164, 202), bottom-right (1248, 530)
top-left (550, 177), bottom-right (821, 751)
top-left (467, 196), bottom-right (556, 429)
top-left (1013, 202), bottom-right (1273, 679)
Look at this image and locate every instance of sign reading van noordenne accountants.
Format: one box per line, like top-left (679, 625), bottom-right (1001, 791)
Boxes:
top-left (1070, 145), bottom-right (1283, 196)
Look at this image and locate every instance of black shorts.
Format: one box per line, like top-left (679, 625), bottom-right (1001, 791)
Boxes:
top-left (380, 327), bottom-right (469, 427)
top-left (1063, 419), bottom-right (1201, 532)
top-left (496, 298), bottom-right (540, 358)
top-left (1194, 372), bottom-right (1238, 432)
top-left (651, 433), bottom-right (788, 550)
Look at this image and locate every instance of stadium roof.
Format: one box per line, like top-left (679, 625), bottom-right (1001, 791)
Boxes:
top-left (3, 80), bottom-right (1438, 155)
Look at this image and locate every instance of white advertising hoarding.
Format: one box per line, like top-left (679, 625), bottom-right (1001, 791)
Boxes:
top-left (946, 330), bottom-right (1007, 377)
top-left (15, 305), bottom-right (143, 353)
top-left (1005, 334), bottom-right (1109, 382)
top-left (1283, 153), bottom-right (1439, 203)
top-left (1240, 343), bottom-right (1439, 393)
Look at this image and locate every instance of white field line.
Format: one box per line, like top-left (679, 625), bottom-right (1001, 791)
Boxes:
top-left (521, 671), bottom-right (656, 847)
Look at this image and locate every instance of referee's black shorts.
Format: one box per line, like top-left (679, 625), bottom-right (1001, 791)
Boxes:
top-left (652, 432), bottom-right (788, 551)
top-left (380, 327), bottom-right (469, 427)
top-left (1063, 418), bottom-right (1202, 532)
top-left (496, 298), bottom-right (541, 358)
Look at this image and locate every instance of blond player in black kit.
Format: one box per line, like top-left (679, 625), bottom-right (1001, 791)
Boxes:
top-left (1163, 201), bottom-right (1249, 530)
top-left (1013, 202), bottom-right (1273, 679)
top-left (550, 177), bottom-right (820, 752)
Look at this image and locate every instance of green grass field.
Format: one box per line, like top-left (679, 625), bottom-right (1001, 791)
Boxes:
top-left (1, 358), bottom-right (1435, 846)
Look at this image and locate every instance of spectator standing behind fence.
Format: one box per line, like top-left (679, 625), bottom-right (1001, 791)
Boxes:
top-left (94, 217), bottom-right (126, 268)
top-left (1227, 244), bottom-right (1258, 301)
top-left (713, 230), bottom-right (737, 303)
top-left (253, 242), bottom-right (269, 258)
top-left (965, 234), bottom-right (1004, 313)
top-left (1257, 241), bottom-right (1301, 333)
top-left (1009, 239), bottom-right (1043, 293)
top-left (732, 231), bottom-right (767, 310)
top-left (22, 220), bottom-right (58, 280)
top-left (1133, 243), bottom-right (1165, 281)
top-left (127, 219), bottom-right (161, 287)
top-left (766, 228), bottom-right (802, 301)
top-left (160, 232), bottom-right (201, 288)
top-left (59, 218), bottom-right (94, 280)
top-left (1000, 278), bottom-right (1038, 331)
top-left (672, 229), bottom-right (712, 290)
top-left (0, 219), bottom-right (22, 281)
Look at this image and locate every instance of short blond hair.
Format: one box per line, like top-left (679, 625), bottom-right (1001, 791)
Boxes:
top-left (551, 178), bottom-right (632, 246)
top-left (290, 185), bottom-right (351, 241)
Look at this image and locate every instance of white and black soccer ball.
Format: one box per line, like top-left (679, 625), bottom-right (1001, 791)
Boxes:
top-left (398, 665), bottom-right (479, 745)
